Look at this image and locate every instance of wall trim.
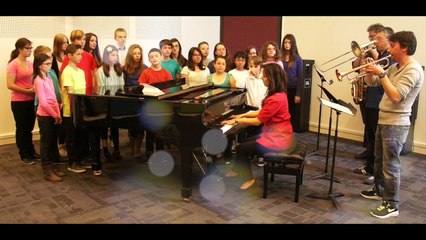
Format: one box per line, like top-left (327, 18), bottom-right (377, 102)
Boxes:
top-left (309, 122), bottom-right (426, 156)
top-left (0, 131), bottom-right (40, 146)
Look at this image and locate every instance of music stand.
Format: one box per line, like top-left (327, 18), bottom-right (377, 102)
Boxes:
top-left (305, 66), bottom-right (333, 159)
top-left (307, 97), bottom-right (356, 209)
top-left (309, 84), bottom-right (342, 183)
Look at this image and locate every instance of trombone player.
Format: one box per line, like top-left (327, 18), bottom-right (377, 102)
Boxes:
top-left (353, 27), bottom-right (395, 186)
top-left (352, 23), bottom-right (384, 163)
top-left (360, 31), bottom-right (424, 219)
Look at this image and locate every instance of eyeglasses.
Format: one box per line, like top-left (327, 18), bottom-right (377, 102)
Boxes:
top-left (368, 35), bottom-right (376, 40)
top-left (24, 47), bottom-right (33, 50)
top-left (42, 62), bottom-right (52, 66)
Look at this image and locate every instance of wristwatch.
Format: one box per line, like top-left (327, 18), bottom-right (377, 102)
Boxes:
top-left (378, 71), bottom-right (386, 78)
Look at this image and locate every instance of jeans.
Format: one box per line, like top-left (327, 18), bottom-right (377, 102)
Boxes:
top-left (374, 124), bottom-right (409, 209)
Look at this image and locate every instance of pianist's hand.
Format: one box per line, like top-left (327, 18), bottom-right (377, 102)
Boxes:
top-left (221, 118), bottom-right (237, 126)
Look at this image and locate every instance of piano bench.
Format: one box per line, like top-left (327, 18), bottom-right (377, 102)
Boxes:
top-left (262, 141), bottom-right (307, 203)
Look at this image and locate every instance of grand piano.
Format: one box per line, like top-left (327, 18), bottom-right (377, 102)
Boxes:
top-left (71, 79), bottom-right (248, 201)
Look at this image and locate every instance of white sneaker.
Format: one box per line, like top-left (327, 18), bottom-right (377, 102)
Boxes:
top-left (257, 158), bottom-right (265, 167)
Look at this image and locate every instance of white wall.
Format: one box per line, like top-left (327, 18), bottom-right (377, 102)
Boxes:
top-left (282, 16), bottom-right (426, 154)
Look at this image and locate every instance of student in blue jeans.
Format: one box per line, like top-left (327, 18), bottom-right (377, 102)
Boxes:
top-left (361, 31), bottom-right (424, 219)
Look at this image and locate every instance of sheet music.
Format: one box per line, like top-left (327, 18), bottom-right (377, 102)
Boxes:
top-left (319, 98), bottom-right (355, 116)
top-left (141, 84), bottom-right (165, 96)
top-left (220, 124), bottom-right (234, 134)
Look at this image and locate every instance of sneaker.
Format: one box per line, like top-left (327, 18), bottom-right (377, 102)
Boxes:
top-left (360, 187), bottom-right (382, 200)
top-left (354, 150), bottom-right (368, 159)
top-left (67, 163), bottom-right (87, 173)
top-left (93, 170), bottom-right (102, 176)
top-left (257, 158), bottom-right (265, 167)
top-left (364, 176), bottom-right (375, 185)
top-left (353, 166), bottom-right (370, 176)
top-left (22, 158), bottom-right (36, 165)
top-left (80, 159), bottom-right (93, 169)
top-left (370, 201), bottom-right (399, 219)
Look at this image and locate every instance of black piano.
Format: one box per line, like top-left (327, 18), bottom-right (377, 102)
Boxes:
top-left (71, 79), bottom-right (248, 201)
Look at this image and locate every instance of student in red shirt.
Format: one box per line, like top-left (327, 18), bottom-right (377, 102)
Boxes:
top-left (222, 64), bottom-right (293, 190)
top-left (138, 48), bottom-right (172, 160)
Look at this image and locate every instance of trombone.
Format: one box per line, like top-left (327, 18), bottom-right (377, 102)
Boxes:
top-left (319, 40), bottom-right (377, 73)
top-left (335, 55), bottom-right (392, 82)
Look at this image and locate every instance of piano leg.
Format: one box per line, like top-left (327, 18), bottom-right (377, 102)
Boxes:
top-left (180, 142), bottom-right (193, 202)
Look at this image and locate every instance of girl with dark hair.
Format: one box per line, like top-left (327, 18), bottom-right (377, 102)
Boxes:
top-left (181, 47), bottom-right (210, 87)
top-left (222, 64), bottom-right (293, 190)
top-left (6, 38), bottom-right (39, 165)
top-left (33, 54), bottom-right (63, 181)
top-left (281, 34), bottom-right (303, 129)
top-left (84, 32), bottom-right (102, 68)
top-left (97, 44), bottom-right (125, 164)
top-left (207, 42), bottom-right (233, 73)
top-left (245, 45), bottom-right (258, 60)
top-left (170, 38), bottom-right (187, 68)
top-left (198, 41), bottom-right (211, 67)
top-left (229, 51), bottom-right (249, 88)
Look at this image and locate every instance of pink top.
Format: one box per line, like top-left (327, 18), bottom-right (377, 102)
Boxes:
top-left (7, 59), bottom-right (34, 101)
top-left (257, 92), bottom-right (293, 151)
top-left (34, 75), bottom-right (60, 118)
